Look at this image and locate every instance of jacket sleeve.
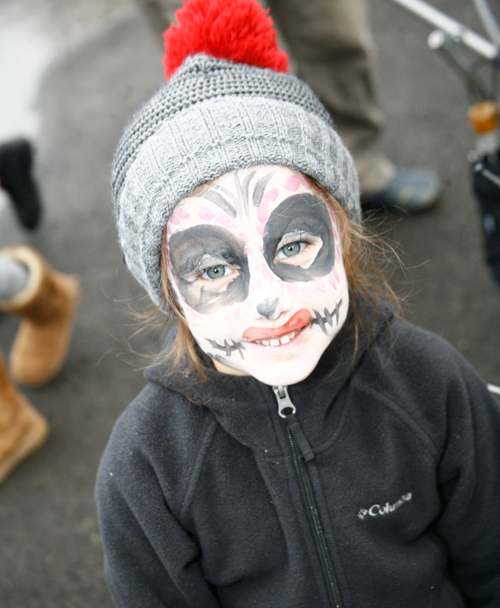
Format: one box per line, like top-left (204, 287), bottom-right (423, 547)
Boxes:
top-left (95, 403), bottom-right (221, 608)
top-left (434, 354), bottom-right (500, 606)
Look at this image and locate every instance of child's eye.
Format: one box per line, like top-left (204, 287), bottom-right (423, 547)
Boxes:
top-left (277, 241), bottom-right (305, 259)
top-left (274, 232), bottom-right (323, 268)
top-left (201, 264), bottom-right (233, 280)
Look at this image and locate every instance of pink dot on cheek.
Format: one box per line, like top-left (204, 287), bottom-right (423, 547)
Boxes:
top-left (198, 207), bottom-right (214, 221)
top-left (169, 215), bottom-right (180, 225)
top-left (262, 188), bottom-right (278, 204)
top-left (250, 277), bottom-right (263, 291)
top-left (285, 173), bottom-right (309, 191)
top-left (244, 244), bottom-right (255, 257)
top-left (293, 285), bottom-right (314, 298)
top-left (257, 200), bottom-right (270, 226)
top-left (215, 212), bottom-right (231, 226)
top-left (177, 208), bottom-right (190, 220)
top-left (261, 265), bottom-right (275, 282)
top-left (257, 189), bottom-right (278, 225)
top-left (185, 309), bottom-right (205, 325)
top-left (304, 280), bottom-right (326, 296)
top-left (284, 175), bottom-right (301, 191)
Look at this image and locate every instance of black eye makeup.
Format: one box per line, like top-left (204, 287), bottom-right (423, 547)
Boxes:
top-left (168, 225), bottom-right (250, 314)
top-left (263, 193), bottom-right (335, 282)
top-left (167, 191), bottom-right (336, 315)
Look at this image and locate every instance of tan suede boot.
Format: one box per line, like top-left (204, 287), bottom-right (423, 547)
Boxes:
top-left (0, 246), bottom-right (80, 387)
top-left (0, 347), bottom-right (49, 485)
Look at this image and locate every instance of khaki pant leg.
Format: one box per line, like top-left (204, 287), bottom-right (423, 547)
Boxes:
top-left (137, 0), bottom-right (395, 194)
top-left (135, 0), bottom-right (183, 40)
top-left (267, 0), bottom-right (395, 194)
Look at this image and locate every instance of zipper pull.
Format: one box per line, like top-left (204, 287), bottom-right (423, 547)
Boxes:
top-left (273, 386), bottom-right (315, 462)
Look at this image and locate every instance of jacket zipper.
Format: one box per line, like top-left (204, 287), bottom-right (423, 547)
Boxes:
top-left (273, 385), bottom-right (343, 608)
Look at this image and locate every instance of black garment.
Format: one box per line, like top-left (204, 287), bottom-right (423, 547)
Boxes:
top-left (0, 139), bottom-right (42, 230)
top-left (95, 307), bottom-right (500, 607)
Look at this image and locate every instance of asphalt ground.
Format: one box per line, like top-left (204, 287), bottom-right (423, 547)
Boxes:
top-left (0, 1), bottom-right (499, 606)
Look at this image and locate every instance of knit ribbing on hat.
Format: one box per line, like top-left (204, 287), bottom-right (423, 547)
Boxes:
top-left (113, 56), bottom-right (334, 203)
top-left (113, 55), bottom-right (360, 310)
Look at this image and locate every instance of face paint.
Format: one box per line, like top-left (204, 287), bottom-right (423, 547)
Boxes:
top-left (166, 165), bottom-right (350, 386)
top-left (168, 225), bottom-right (249, 314)
top-left (263, 193), bottom-right (335, 282)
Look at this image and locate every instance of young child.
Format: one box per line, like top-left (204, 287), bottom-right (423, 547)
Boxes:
top-left (96, 1), bottom-right (500, 606)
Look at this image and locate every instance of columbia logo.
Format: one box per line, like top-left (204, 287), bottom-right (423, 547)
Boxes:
top-left (357, 492), bottom-right (412, 520)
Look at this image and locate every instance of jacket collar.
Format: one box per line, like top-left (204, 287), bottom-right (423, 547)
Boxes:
top-left (145, 298), bottom-right (394, 452)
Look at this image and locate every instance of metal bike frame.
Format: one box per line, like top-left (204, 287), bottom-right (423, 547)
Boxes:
top-left (388, 0), bottom-right (499, 60)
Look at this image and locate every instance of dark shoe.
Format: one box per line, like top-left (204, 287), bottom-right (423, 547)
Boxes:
top-left (362, 169), bottom-right (441, 213)
top-left (471, 155), bottom-right (500, 286)
top-left (0, 139), bottom-right (42, 230)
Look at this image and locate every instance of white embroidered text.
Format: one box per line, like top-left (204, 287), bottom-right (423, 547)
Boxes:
top-left (357, 492), bottom-right (412, 520)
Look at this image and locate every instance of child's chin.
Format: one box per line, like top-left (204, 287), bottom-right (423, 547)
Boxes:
top-left (246, 359), bottom-right (319, 387)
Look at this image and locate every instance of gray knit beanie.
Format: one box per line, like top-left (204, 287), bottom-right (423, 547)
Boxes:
top-left (112, 0), bottom-right (360, 311)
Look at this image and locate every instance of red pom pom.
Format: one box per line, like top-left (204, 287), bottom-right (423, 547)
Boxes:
top-left (163, 0), bottom-right (289, 80)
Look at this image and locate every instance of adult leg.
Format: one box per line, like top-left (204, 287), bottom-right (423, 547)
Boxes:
top-left (267, 0), bottom-right (393, 194)
top-left (139, 0), bottom-right (440, 210)
top-left (267, 0), bottom-right (440, 210)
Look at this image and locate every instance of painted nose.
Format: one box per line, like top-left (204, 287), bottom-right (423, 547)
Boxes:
top-left (257, 296), bottom-right (281, 320)
top-left (247, 264), bottom-right (293, 321)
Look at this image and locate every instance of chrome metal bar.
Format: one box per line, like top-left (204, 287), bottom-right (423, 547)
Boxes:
top-left (388, 0), bottom-right (498, 59)
top-left (473, 0), bottom-right (500, 48)
top-left (427, 31), bottom-right (490, 98)
top-left (488, 383), bottom-right (500, 396)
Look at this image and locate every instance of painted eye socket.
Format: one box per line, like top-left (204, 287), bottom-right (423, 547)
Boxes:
top-left (277, 241), bottom-right (305, 259)
top-left (201, 264), bottom-right (234, 280)
top-left (273, 232), bottom-right (323, 268)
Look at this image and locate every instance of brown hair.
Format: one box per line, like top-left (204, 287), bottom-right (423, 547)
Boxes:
top-left (158, 179), bottom-right (400, 375)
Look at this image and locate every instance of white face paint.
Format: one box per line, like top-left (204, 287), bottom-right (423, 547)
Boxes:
top-left (165, 165), bottom-right (350, 386)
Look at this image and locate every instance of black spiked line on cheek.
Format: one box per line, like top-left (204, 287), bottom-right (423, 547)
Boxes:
top-left (207, 338), bottom-right (246, 359)
top-left (312, 299), bottom-right (343, 334)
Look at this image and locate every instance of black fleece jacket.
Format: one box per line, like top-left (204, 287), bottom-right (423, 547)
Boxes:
top-left (95, 307), bottom-right (500, 607)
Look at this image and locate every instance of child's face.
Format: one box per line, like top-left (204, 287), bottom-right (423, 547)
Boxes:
top-left (165, 165), bottom-right (349, 386)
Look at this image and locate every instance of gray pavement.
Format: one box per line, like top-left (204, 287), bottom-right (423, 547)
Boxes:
top-left (0, 1), bottom-right (499, 606)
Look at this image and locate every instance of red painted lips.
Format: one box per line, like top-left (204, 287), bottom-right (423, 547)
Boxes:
top-left (242, 309), bottom-right (313, 341)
